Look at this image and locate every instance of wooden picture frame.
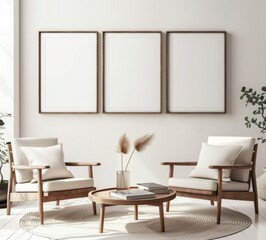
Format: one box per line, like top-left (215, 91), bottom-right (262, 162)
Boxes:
top-left (103, 31), bottom-right (162, 113)
top-left (167, 31), bottom-right (226, 113)
top-left (39, 31), bottom-right (98, 113)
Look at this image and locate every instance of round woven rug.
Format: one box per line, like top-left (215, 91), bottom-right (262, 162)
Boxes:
top-left (20, 202), bottom-right (251, 240)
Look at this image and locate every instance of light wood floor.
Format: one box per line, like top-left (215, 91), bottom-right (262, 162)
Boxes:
top-left (1, 197), bottom-right (266, 240)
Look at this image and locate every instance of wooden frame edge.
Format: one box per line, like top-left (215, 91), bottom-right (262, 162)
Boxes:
top-left (38, 31), bottom-right (99, 114)
top-left (166, 31), bottom-right (227, 114)
top-left (102, 31), bottom-right (162, 114)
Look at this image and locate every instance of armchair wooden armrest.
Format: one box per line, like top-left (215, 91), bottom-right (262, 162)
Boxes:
top-left (12, 164), bottom-right (50, 170)
top-left (12, 165), bottom-right (46, 199)
top-left (210, 164), bottom-right (252, 198)
top-left (65, 162), bottom-right (101, 178)
top-left (161, 162), bottom-right (197, 166)
top-left (65, 162), bottom-right (101, 166)
top-left (161, 161), bottom-right (197, 178)
top-left (209, 164), bottom-right (251, 170)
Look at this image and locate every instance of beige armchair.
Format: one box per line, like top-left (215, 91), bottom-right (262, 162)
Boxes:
top-left (162, 136), bottom-right (259, 224)
top-left (6, 138), bottom-right (101, 224)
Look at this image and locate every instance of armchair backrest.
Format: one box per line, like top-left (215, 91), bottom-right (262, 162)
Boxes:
top-left (208, 136), bottom-right (256, 182)
top-left (10, 138), bottom-right (58, 183)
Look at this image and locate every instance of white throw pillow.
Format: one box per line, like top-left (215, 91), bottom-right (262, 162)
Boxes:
top-left (189, 143), bottom-right (242, 181)
top-left (21, 144), bottom-right (74, 182)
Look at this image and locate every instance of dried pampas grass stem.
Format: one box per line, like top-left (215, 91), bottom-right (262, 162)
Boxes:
top-left (124, 134), bottom-right (154, 171)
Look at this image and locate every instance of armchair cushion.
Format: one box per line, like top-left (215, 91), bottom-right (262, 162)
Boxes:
top-left (169, 177), bottom-right (249, 192)
top-left (15, 177), bottom-right (94, 192)
top-left (11, 138), bottom-right (58, 183)
top-left (21, 144), bottom-right (73, 182)
top-left (189, 143), bottom-right (242, 181)
top-left (208, 136), bottom-right (256, 182)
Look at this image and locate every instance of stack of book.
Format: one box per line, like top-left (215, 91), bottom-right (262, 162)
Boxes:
top-left (110, 189), bottom-right (155, 200)
top-left (136, 182), bottom-right (171, 194)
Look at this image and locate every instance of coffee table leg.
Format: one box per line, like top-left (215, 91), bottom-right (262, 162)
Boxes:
top-left (99, 204), bottom-right (105, 233)
top-left (159, 203), bottom-right (165, 232)
top-left (134, 205), bottom-right (138, 220)
top-left (166, 201), bottom-right (170, 212)
top-left (92, 202), bottom-right (97, 215)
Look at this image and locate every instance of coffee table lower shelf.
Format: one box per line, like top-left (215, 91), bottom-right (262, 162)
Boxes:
top-left (89, 187), bottom-right (176, 233)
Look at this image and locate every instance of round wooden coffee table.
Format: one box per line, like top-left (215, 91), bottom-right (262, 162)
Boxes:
top-left (89, 187), bottom-right (176, 233)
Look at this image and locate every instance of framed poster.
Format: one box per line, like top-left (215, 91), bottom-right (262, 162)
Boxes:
top-left (39, 31), bottom-right (98, 113)
top-left (167, 31), bottom-right (226, 113)
top-left (103, 31), bottom-right (162, 113)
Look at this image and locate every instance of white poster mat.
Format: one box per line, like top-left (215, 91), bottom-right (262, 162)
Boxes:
top-left (103, 32), bottom-right (161, 113)
top-left (40, 32), bottom-right (98, 113)
top-left (168, 32), bottom-right (225, 113)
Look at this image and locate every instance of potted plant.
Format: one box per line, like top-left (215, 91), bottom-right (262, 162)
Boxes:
top-left (240, 86), bottom-right (266, 199)
top-left (0, 112), bottom-right (11, 208)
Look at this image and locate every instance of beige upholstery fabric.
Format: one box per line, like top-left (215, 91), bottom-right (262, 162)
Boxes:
top-left (189, 143), bottom-right (242, 181)
top-left (21, 144), bottom-right (74, 182)
top-left (208, 136), bottom-right (255, 182)
top-left (15, 178), bottom-right (94, 192)
top-left (168, 177), bottom-right (249, 192)
top-left (11, 138), bottom-right (58, 183)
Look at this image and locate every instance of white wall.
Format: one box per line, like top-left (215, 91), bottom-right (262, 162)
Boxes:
top-left (0, 0), bottom-right (19, 179)
top-left (20, 0), bottom-right (266, 188)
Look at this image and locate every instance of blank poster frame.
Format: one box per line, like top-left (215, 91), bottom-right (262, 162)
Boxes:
top-left (166, 31), bottom-right (226, 114)
top-left (103, 31), bottom-right (162, 114)
top-left (39, 31), bottom-right (98, 114)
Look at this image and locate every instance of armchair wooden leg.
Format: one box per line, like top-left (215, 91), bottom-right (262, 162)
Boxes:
top-left (134, 205), bottom-right (138, 220)
top-left (39, 200), bottom-right (44, 225)
top-left (6, 186), bottom-right (12, 215)
top-left (251, 143), bottom-right (259, 214)
top-left (210, 200), bottom-right (214, 206)
top-left (56, 200), bottom-right (60, 206)
top-left (6, 197), bottom-right (11, 215)
top-left (7, 170), bottom-right (13, 215)
top-left (217, 169), bottom-right (222, 224)
top-left (92, 201), bottom-right (97, 215)
top-left (252, 172), bottom-right (259, 214)
top-left (166, 201), bottom-right (170, 212)
top-left (254, 195), bottom-right (259, 214)
top-left (217, 197), bottom-right (222, 224)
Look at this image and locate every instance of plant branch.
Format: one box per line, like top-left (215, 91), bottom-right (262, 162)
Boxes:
top-left (252, 119), bottom-right (266, 131)
top-left (240, 86), bottom-right (266, 143)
